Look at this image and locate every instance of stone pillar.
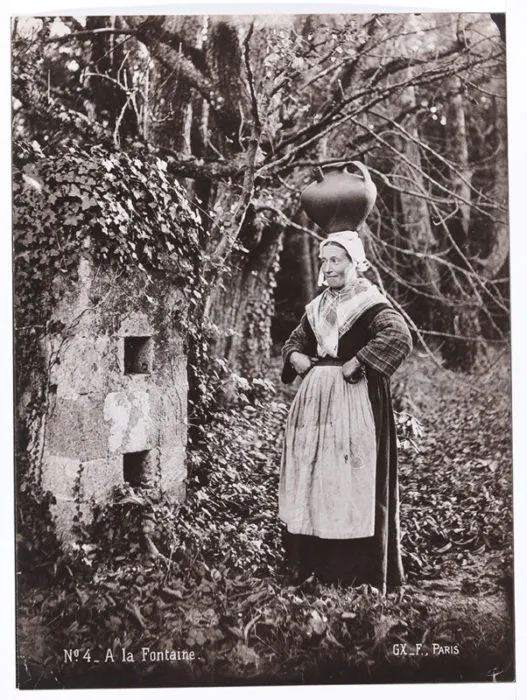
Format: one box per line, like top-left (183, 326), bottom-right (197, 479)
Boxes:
top-left (39, 256), bottom-right (188, 539)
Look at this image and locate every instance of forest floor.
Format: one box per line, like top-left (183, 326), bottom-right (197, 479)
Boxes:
top-left (16, 348), bottom-right (514, 688)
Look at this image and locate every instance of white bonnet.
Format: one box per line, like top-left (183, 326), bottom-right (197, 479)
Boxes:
top-left (318, 230), bottom-right (369, 285)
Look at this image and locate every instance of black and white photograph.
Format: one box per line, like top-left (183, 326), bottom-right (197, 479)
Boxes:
top-left (9, 0), bottom-right (521, 693)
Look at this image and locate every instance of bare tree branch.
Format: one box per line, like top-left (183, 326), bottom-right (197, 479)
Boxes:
top-left (43, 28), bottom-right (134, 44)
top-left (156, 147), bottom-right (241, 179)
top-left (254, 204), bottom-right (324, 241)
top-left (243, 21), bottom-right (260, 132)
top-left (260, 51), bottom-right (504, 178)
top-left (273, 42), bottom-right (502, 157)
top-left (348, 116), bottom-right (507, 225)
top-left (369, 108), bottom-right (507, 213)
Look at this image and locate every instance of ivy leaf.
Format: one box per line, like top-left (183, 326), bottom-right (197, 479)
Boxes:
top-left (31, 140), bottom-right (43, 156)
top-left (22, 173), bottom-right (43, 194)
top-left (64, 214), bottom-right (81, 226)
top-left (233, 643), bottom-right (260, 667)
top-left (81, 195), bottom-right (98, 211)
top-left (186, 628), bottom-right (207, 646)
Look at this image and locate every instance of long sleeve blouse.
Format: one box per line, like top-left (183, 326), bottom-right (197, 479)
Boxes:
top-left (282, 306), bottom-right (412, 382)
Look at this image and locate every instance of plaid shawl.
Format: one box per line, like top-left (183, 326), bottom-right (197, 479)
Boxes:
top-left (306, 278), bottom-right (389, 358)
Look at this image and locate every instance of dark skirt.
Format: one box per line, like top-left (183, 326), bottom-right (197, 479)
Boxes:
top-left (282, 369), bottom-right (405, 592)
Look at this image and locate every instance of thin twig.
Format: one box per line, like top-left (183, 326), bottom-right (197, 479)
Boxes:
top-left (419, 329), bottom-right (507, 344)
top-left (255, 204), bottom-right (323, 241)
top-left (43, 28), bottom-right (134, 44)
top-left (243, 21), bottom-right (260, 131)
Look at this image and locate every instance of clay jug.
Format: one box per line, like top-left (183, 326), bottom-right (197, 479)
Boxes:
top-left (300, 161), bottom-right (377, 231)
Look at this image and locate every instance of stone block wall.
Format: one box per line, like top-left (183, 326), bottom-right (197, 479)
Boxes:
top-left (39, 256), bottom-right (188, 539)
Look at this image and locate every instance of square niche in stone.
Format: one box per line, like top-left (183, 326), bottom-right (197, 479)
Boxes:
top-left (123, 450), bottom-right (153, 488)
top-left (124, 336), bottom-right (153, 374)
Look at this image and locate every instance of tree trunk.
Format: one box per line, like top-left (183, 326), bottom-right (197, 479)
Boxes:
top-left (129, 16), bottom-right (276, 376)
top-left (478, 70), bottom-right (509, 279)
top-left (208, 215), bottom-right (283, 378)
top-left (394, 78), bottom-right (439, 329)
top-left (440, 17), bottom-right (481, 370)
top-left (85, 16), bottom-right (139, 143)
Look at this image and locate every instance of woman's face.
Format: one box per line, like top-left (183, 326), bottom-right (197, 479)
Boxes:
top-left (320, 243), bottom-right (357, 290)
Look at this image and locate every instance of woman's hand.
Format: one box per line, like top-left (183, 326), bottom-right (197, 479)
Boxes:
top-left (290, 352), bottom-right (315, 377)
top-left (342, 357), bottom-right (365, 383)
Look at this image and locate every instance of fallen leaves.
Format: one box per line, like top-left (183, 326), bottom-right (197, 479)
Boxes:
top-left (16, 354), bottom-right (514, 687)
top-left (397, 354), bottom-right (512, 581)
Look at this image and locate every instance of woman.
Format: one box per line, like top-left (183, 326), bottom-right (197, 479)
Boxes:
top-left (279, 230), bottom-right (412, 592)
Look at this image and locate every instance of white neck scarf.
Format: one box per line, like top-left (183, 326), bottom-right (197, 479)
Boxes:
top-left (306, 279), bottom-right (389, 358)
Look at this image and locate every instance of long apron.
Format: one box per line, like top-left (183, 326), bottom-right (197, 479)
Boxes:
top-left (278, 362), bottom-right (377, 540)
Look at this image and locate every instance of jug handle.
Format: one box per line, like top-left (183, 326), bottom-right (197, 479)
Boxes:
top-left (317, 160), bottom-right (374, 185)
top-left (344, 160), bottom-right (373, 185)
